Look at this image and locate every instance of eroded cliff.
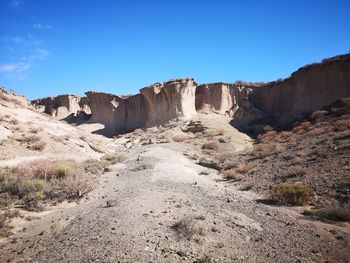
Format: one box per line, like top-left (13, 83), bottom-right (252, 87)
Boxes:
top-left (31, 54), bottom-right (350, 135)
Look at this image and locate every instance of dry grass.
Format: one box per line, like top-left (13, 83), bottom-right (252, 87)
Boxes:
top-left (29, 127), bottom-right (43, 134)
top-left (307, 127), bottom-right (329, 136)
top-left (201, 141), bottom-right (219, 150)
top-left (29, 141), bottom-right (47, 151)
top-left (259, 130), bottom-right (278, 142)
top-left (171, 216), bottom-right (205, 239)
top-left (310, 148), bottom-right (328, 159)
top-left (0, 92), bottom-right (10, 102)
top-left (271, 183), bottom-right (313, 206)
top-left (223, 169), bottom-right (241, 181)
top-left (335, 119), bottom-right (350, 130)
top-left (217, 152), bottom-right (232, 163)
top-left (235, 164), bottom-right (250, 174)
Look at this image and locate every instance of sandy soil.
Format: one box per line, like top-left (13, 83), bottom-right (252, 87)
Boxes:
top-left (1, 112), bottom-right (349, 263)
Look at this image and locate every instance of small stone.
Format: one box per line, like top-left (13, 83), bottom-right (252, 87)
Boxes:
top-left (177, 251), bottom-right (187, 257)
top-left (106, 200), bottom-right (118, 207)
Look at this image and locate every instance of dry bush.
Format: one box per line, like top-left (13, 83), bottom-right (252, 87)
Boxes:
top-left (195, 256), bottom-right (213, 263)
top-left (201, 141), bottom-right (219, 150)
top-left (253, 143), bottom-right (275, 158)
top-left (223, 169), bottom-right (241, 181)
top-left (271, 183), bottom-right (313, 206)
top-left (260, 130), bottom-right (278, 142)
top-left (307, 127), bottom-right (329, 136)
top-left (235, 164), bottom-right (250, 174)
top-left (334, 130), bottom-right (350, 140)
top-left (173, 135), bottom-right (192, 142)
top-left (102, 154), bottom-right (126, 164)
top-left (310, 110), bottom-right (328, 120)
top-left (279, 131), bottom-right (292, 139)
top-left (340, 97), bottom-right (350, 107)
top-left (0, 168), bottom-right (44, 210)
top-left (310, 148), bottom-right (328, 159)
top-left (284, 165), bottom-right (307, 177)
top-left (131, 163), bottom-right (154, 171)
top-left (9, 119), bottom-right (19, 125)
top-left (335, 119), bottom-right (350, 130)
top-left (29, 141), bottom-right (46, 151)
top-left (292, 121), bottom-right (311, 134)
top-left (171, 216), bottom-right (205, 239)
top-left (45, 173), bottom-right (93, 201)
top-left (305, 205), bottom-right (350, 222)
top-left (29, 127), bottom-right (42, 134)
top-left (217, 152), bottom-right (232, 163)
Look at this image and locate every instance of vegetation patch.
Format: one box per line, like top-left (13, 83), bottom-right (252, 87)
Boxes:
top-left (171, 216), bottom-right (205, 239)
top-left (271, 183), bottom-right (313, 206)
top-left (304, 205), bottom-right (350, 222)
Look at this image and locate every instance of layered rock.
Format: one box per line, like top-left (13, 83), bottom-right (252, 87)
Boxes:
top-left (232, 54), bottom-right (350, 131)
top-left (86, 78), bottom-right (197, 134)
top-left (32, 95), bottom-right (91, 120)
top-left (31, 54), bottom-right (350, 135)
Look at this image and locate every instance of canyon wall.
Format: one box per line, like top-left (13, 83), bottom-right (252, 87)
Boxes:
top-left (32, 95), bottom-right (91, 120)
top-left (31, 54), bottom-right (350, 134)
top-left (85, 78), bottom-right (197, 134)
top-left (232, 54), bottom-right (350, 131)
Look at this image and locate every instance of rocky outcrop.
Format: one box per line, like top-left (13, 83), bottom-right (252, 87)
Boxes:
top-left (86, 78), bottom-right (197, 134)
top-left (232, 54), bottom-right (350, 131)
top-left (32, 95), bottom-right (91, 120)
top-left (31, 54), bottom-right (350, 135)
top-left (140, 78), bottom-right (197, 127)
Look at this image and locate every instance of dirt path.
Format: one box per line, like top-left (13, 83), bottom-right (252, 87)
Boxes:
top-left (1, 138), bottom-right (349, 263)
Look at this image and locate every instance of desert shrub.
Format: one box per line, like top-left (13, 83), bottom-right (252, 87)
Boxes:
top-left (310, 148), bottom-right (328, 159)
top-left (307, 127), bottom-right (329, 136)
top-left (0, 170), bottom-right (44, 210)
top-left (9, 119), bottom-right (19, 125)
top-left (284, 165), bottom-right (307, 177)
top-left (260, 130), bottom-right (278, 142)
top-left (102, 154), bottom-right (126, 164)
top-left (335, 119), bottom-right (350, 130)
top-left (29, 127), bottom-right (42, 134)
top-left (29, 140), bottom-right (46, 151)
top-left (305, 205), bottom-right (350, 222)
top-left (45, 173), bottom-right (93, 200)
top-left (223, 169), bottom-right (241, 181)
top-left (340, 97), bottom-right (350, 107)
top-left (171, 216), bottom-right (205, 239)
top-left (334, 130), bottom-right (350, 140)
top-left (173, 135), bottom-right (192, 142)
top-left (272, 183), bottom-right (313, 206)
top-left (23, 135), bottom-right (40, 143)
top-left (195, 255), bottom-right (213, 263)
top-left (217, 152), bottom-right (232, 163)
top-left (253, 143), bottom-right (275, 158)
top-left (131, 164), bottom-right (154, 171)
top-left (235, 164), bottom-right (250, 174)
top-left (201, 141), bottom-right (219, 150)
top-left (310, 110), bottom-right (328, 120)
top-left (82, 159), bottom-right (107, 175)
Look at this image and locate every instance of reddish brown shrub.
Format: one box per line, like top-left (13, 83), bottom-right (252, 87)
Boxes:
top-left (310, 110), bottom-right (328, 120)
top-left (284, 165), bottom-right (307, 177)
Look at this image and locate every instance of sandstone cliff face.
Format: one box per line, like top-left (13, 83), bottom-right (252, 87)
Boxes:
top-left (85, 78), bottom-right (197, 134)
top-left (233, 54), bottom-right (350, 131)
top-left (31, 54), bottom-right (350, 135)
top-left (32, 95), bottom-right (91, 120)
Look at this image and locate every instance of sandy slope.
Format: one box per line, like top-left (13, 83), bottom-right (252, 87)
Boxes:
top-left (1, 114), bottom-right (349, 263)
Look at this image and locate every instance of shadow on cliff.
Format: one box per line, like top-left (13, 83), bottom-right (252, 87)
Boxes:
top-left (62, 112), bottom-right (92, 125)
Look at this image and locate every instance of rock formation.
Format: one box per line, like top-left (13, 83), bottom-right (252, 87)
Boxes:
top-left (32, 95), bottom-right (91, 120)
top-left (232, 54), bottom-right (350, 131)
top-left (85, 78), bottom-right (197, 134)
top-left (31, 53), bottom-right (350, 135)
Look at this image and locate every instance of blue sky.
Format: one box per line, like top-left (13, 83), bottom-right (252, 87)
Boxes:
top-left (0, 0), bottom-right (349, 99)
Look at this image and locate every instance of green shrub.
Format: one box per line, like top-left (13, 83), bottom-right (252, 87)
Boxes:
top-left (272, 183), bottom-right (313, 206)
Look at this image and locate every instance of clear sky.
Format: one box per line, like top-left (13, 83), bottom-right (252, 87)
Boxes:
top-left (0, 0), bottom-right (349, 99)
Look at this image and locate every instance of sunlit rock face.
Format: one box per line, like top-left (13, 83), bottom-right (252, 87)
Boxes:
top-left (85, 78), bottom-right (197, 134)
top-left (32, 94), bottom-right (91, 120)
top-left (140, 78), bottom-right (197, 127)
top-left (31, 54), bottom-right (350, 135)
top-left (232, 54), bottom-right (350, 131)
